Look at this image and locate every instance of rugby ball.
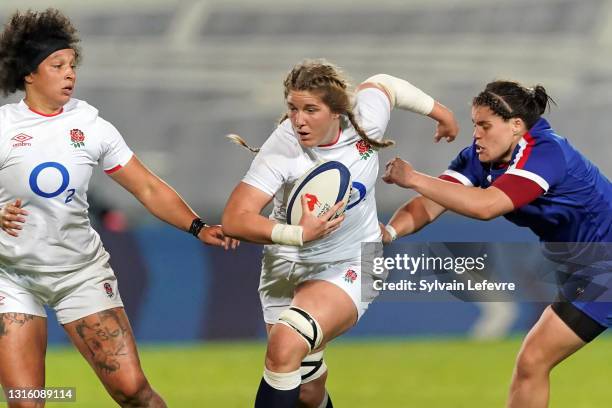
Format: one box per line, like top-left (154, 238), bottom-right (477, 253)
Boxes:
top-left (286, 161), bottom-right (352, 225)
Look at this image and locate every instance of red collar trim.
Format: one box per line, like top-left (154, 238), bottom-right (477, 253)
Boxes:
top-left (318, 125), bottom-right (342, 147)
top-left (28, 106), bottom-right (64, 117)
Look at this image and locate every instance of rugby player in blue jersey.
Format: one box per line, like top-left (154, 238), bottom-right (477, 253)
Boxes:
top-left (382, 80), bottom-right (612, 408)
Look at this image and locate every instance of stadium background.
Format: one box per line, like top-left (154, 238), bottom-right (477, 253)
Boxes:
top-left (1, 0), bottom-right (612, 406)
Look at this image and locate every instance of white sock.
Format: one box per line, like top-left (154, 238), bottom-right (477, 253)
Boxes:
top-left (263, 367), bottom-right (301, 391)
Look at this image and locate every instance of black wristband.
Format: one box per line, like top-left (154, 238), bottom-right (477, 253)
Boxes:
top-left (188, 218), bottom-right (207, 237)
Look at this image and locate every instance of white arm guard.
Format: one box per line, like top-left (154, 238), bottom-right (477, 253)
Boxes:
top-left (385, 224), bottom-right (398, 242)
top-left (271, 223), bottom-right (304, 246)
top-left (364, 74), bottom-right (435, 115)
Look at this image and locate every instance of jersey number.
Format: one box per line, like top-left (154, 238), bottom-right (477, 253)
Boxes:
top-left (29, 162), bottom-right (73, 203)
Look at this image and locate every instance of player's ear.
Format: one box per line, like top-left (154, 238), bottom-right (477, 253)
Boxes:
top-left (511, 118), bottom-right (524, 137)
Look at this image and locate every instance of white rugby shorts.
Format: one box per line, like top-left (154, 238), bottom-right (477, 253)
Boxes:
top-left (0, 252), bottom-right (124, 324)
top-left (259, 254), bottom-right (382, 324)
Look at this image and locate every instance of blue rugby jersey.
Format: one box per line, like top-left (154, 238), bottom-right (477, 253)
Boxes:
top-left (442, 118), bottom-right (612, 243)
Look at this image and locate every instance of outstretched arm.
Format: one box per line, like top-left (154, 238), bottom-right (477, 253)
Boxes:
top-left (358, 74), bottom-right (459, 143)
top-left (383, 157), bottom-right (515, 220)
top-left (109, 155), bottom-right (236, 248)
top-left (381, 195), bottom-right (447, 244)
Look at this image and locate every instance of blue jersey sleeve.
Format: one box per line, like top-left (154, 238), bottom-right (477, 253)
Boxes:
top-left (442, 145), bottom-right (482, 187)
top-left (505, 133), bottom-right (566, 192)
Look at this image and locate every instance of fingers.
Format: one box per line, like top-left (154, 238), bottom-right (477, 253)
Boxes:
top-left (4, 211), bottom-right (27, 224)
top-left (2, 222), bottom-right (21, 237)
top-left (321, 201), bottom-right (344, 221)
top-left (321, 214), bottom-right (344, 237)
top-left (382, 158), bottom-right (397, 183)
top-left (434, 126), bottom-right (458, 143)
top-left (197, 225), bottom-right (224, 247)
top-left (383, 157), bottom-right (397, 181)
top-left (1, 199), bottom-right (28, 237)
top-left (300, 194), bottom-right (313, 215)
top-left (212, 229), bottom-right (231, 250)
top-left (222, 236), bottom-right (241, 250)
top-left (385, 156), bottom-right (400, 169)
top-left (6, 203), bottom-right (28, 217)
top-left (438, 132), bottom-right (456, 143)
top-left (201, 225), bottom-right (240, 250)
top-left (206, 235), bottom-right (227, 247)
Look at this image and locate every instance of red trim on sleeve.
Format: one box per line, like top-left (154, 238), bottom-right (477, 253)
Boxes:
top-left (515, 132), bottom-right (535, 169)
top-left (438, 174), bottom-right (461, 184)
top-left (104, 164), bottom-right (123, 174)
top-left (492, 174), bottom-right (544, 208)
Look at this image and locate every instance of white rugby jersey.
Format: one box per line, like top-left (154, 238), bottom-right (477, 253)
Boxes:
top-left (243, 88), bottom-right (391, 263)
top-left (0, 99), bottom-right (133, 272)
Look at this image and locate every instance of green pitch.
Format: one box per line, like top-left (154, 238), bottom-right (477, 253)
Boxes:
top-left (41, 336), bottom-right (612, 407)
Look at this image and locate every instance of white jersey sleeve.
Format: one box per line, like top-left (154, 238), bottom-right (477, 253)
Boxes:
top-left (354, 88), bottom-right (391, 142)
top-left (242, 125), bottom-right (300, 197)
top-left (96, 118), bottom-right (134, 173)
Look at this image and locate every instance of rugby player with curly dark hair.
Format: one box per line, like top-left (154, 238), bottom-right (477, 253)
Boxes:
top-left (0, 9), bottom-right (237, 407)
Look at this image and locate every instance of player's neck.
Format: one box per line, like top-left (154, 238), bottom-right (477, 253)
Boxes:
top-left (496, 139), bottom-right (521, 166)
top-left (24, 94), bottom-right (64, 116)
top-left (318, 121), bottom-right (341, 147)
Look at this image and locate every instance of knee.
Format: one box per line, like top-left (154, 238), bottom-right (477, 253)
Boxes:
top-left (109, 377), bottom-right (154, 407)
top-left (265, 341), bottom-right (307, 372)
top-left (266, 326), bottom-right (310, 372)
top-left (514, 346), bottom-right (552, 381)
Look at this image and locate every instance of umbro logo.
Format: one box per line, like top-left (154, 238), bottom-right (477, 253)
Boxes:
top-left (0, 295), bottom-right (5, 305)
top-left (11, 133), bottom-right (33, 147)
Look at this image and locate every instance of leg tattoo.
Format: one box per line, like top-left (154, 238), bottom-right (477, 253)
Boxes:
top-left (75, 310), bottom-right (129, 374)
top-left (0, 313), bottom-right (35, 338)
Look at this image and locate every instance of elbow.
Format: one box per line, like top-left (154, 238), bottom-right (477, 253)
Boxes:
top-left (473, 205), bottom-right (499, 221)
top-left (477, 211), bottom-right (496, 221)
top-left (221, 212), bottom-right (237, 237)
top-left (221, 209), bottom-right (247, 238)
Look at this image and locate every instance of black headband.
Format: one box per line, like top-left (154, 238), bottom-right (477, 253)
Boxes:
top-left (24, 39), bottom-right (72, 75)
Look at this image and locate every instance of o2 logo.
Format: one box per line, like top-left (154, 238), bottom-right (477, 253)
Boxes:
top-left (29, 162), bottom-right (76, 203)
top-left (346, 181), bottom-right (366, 211)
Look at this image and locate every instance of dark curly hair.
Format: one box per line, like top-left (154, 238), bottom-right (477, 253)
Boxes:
top-left (0, 8), bottom-right (81, 96)
top-left (472, 80), bottom-right (556, 129)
